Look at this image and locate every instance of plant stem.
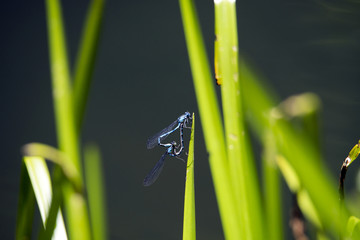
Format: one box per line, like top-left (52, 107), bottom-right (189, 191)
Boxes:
top-left (215, 0), bottom-right (264, 238)
top-left (73, 0), bottom-right (105, 132)
top-left (179, 0), bottom-right (241, 238)
top-left (45, 0), bottom-right (91, 238)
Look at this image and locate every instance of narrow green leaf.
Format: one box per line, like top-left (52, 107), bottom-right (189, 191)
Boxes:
top-left (182, 113), bottom-right (196, 240)
top-left (16, 162), bottom-right (35, 240)
top-left (262, 131), bottom-right (283, 240)
top-left (179, 0), bottom-right (242, 239)
top-left (23, 156), bottom-right (68, 240)
top-left (45, 0), bottom-right (91, 238)
top-left (215, 0), bottom-right (264, 238)
top-left (84, 144), bottom-right (108, 240)
top-left (277, 155), bottom-right (300, 193)
top-left (39, 167), bottom-right (63, 240)
top-left (278, 154), bottom-right (323, 229)
top-left (45, 0), bottom-right (81, 179)
top-left (73, 0), bottom-right (105, 131)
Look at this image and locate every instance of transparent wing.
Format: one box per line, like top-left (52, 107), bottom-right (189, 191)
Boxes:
top-left (143, 152), bottom-right (167, 187)
top-left (146, 120), bottom-right (179, 149)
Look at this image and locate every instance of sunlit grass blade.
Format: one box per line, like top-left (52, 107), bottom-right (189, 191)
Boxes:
top-left (84, 144), bottom-right (108, 240)
top-left (73, 0), bottom-right (105, 131)
top-left (16, 162), bottom-right (35, 240)
top-left (23, 156), bottom-right (68, 240)
top-left (262, 131), bottom-right (283, 240)
top-left (39, 167), bottom-right (63, 240)
top-left (45, 0), bottom-right (91, 238)
top-left (277, 155), bottom-right (322, 229)
top-left (179, 0), bottom-right (242, 239)
top-left (45, 0), bottom-right (80, 177)
top-left (215, 0), bottom-right (264, 238)
top-left (182, 113), bottom-right (196, 240)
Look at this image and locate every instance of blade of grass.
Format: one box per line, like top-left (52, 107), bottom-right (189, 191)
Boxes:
top-left (39, 168), bottom-right (63, 240)
top-left (45, 0), bottom-right (91, 239)
top-left (84, 144), bottom-right (108, 240)
top-left (39, 166), bottom-right (63, 240)
top-left (16, 162), bottom-right (35, 240)
top-left (23, 156), bottom-right (67, 240)
top-left (262, 131), bottom-right (283, 240)
top-left (215, 0), bottom-right (264, 238)
top-left (277, 155), bottom-right (322, 229)
top-left (182, 113), bottom-right (196, 240)
top-left (179, 0), bottom-right (242, 239)
top-left (73, 0), bottom-right (105, 131)
top-left (45, 0), bottom-right (80, 177)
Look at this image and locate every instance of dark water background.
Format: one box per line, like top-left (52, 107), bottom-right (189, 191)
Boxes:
top-left (1, 0), bottom-right (360, 239)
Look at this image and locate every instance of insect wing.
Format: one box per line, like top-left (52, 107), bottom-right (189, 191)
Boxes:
top-left (143, 153), bottom-right (167, 186)
top-left (146, 119), bottom-right (179, 149)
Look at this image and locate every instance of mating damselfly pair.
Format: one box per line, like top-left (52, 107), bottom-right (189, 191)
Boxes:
top-left (143, 112), bottom-right (192, 186)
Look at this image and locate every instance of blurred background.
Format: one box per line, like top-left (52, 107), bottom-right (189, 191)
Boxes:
top-left (2, 0), bottom-right (360, 239)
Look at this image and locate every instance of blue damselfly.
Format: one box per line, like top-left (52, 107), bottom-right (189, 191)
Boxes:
top-left (146, 112), bottom-right (192, 149)
top-left (144, 112), bottom-right (192, 186)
